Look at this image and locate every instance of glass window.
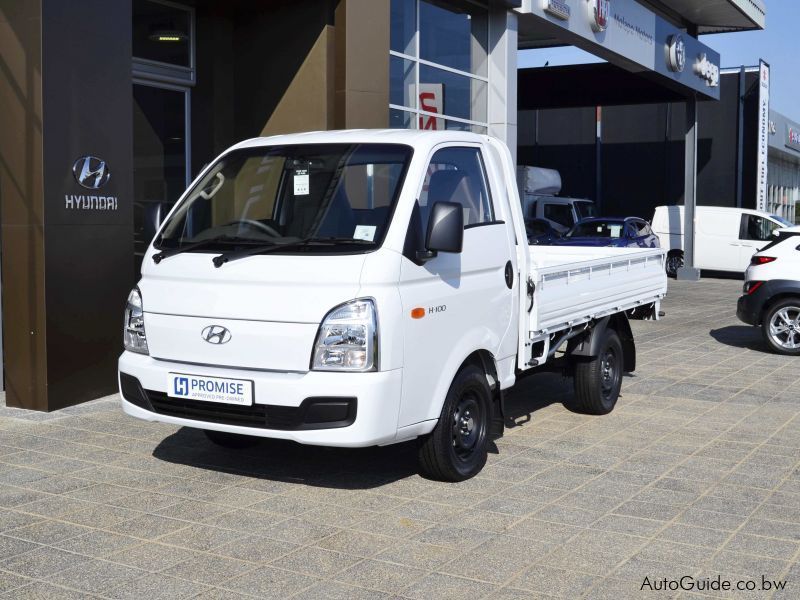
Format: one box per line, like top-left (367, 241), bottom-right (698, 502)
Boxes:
top-left (568, 221), bottom-right (625, 239)
top-left (420, 64), bottom-right (487, 123)
top-left (390, 108), bottom-right (416, 129)
top-left (419, 147), bottom-right (494, 228)
top-left (133, 0), bottom-right (191, 67)
top-left (390, 0), bottom-right (416, 56)
top-left (157, 144), bottom-right (413, 254)
top-left (544, 203), bottom-right (574, 229)
top-left (574, 201), bottom-right (596, 220)
top-left (741, 214), bottom-right (779, 241)
top-left (419, 0), bottom-right (488, 77)
top-left (390, 56), bottom-right (417, 109)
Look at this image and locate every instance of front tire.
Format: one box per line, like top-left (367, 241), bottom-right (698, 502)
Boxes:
top-left (204, 429), bottom-right (259, 449)
top-left (665, 251), bottom-right (684, 278)
top-left (418, 365), bottom-right (491, 482)
top-left (570, 329), bottom-right (623, 415)
top-left (762, 299), bottom-right (800, 355)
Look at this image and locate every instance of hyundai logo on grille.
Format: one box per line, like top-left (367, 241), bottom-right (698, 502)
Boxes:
top-left (201, 325), bottom-right (232, 345)
top-left (72, 156), bottom-right (111, 189)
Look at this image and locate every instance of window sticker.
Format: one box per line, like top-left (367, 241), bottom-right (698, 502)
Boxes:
top-left (293, 169), bottom-right (309, 195)
top-left (608, 225), bottom-right (622, 238)
top-left (353, 225), bottom-right (376, 242)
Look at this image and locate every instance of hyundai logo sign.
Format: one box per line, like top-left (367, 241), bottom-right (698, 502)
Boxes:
top-left (72, 156), bottom-right (111, 189)
top-left (201, 325), bottom-right (232, 345)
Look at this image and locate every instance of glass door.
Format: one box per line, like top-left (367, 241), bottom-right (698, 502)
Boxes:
top-left (132, 82), bottom-right (190, 274)
top-left (132, 0), bottom-right (194, 276)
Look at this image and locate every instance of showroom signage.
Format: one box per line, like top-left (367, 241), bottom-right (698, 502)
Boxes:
top-left (72, 155), bottom-right (111, 189)
top-left (543, 0), bottom-right (570, 20)
top-left (787, 125), bottom-right (800, 152)
top-left (521, 0), bottom-right (721, 99)
top-left (665, 34), bottom-right (685, 73)
top-left (693, 53), bottom-right (719, 87)
top-left (588, 0), bottom-right (611, 33)
top-left (415, 83), bottom-right (444, 130)
top-left (756, 60), bottom-right (770, 212)
top-left (66, 155), bottom-right (119, 211)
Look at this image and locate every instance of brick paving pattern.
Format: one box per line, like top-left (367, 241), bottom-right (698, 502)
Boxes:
top-left (0, 278), bottom-right (798, 598)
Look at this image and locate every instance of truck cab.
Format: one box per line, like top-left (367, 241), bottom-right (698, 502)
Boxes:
top-left (120, 130), bottom-right (666, 481)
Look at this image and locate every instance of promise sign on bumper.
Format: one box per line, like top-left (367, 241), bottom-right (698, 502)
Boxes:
top-left (168, 373), bottom-right (253, 405)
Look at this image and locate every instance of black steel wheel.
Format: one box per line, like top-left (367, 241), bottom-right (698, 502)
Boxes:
top-left (418, 364), bottom-right (491, 481)
top-left (570, 329), bottom-right (623, 415)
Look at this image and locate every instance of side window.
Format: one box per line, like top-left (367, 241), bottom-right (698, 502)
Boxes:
top-left (543, 203), bottom-right (573, 228)
top-left (420, 147), bottom-right (494, 229)
top-left (740, 215), bottom-right (778, 241)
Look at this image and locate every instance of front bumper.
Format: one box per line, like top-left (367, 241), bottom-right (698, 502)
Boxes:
top-left (118, 351), bottom-right (403, 447)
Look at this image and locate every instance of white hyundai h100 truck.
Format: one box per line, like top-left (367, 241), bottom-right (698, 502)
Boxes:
top-left (119, 130), bottom-right (667, 481)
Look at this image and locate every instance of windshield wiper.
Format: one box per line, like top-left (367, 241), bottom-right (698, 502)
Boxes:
top-left (211, 237), bottom-right (374, 268)
top-left (152, 236), bottom-right (259, 264)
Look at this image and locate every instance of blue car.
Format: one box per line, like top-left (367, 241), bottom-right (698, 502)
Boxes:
top-left (554, 217), bottom-right (660, 248)
top-left (525, 218), bottom-right (562, 245)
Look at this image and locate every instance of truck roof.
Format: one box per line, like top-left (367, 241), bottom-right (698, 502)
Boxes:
top-left (229, 129), bottom-right (492, 152)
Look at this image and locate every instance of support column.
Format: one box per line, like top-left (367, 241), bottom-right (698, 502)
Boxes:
top-left (677, 94), bottom-right (701, 281)
top-left (1, 0), bottom-right (134, 410)
top-left (488, 7), bottom-right (517, 164)
top-left (334, 0), bottom-right (390, 129)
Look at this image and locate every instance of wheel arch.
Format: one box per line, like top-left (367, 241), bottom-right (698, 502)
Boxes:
top-left (760, 292), bottom-right (800, 326)
top-left (567, 313), bottom-right (636, 372)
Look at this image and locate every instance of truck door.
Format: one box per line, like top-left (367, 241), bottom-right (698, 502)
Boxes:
top-left (397, 145), bottom-right (515, 428)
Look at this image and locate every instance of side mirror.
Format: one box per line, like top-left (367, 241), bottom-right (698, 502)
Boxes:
top-left (418, 201), bottom-right (463, 262)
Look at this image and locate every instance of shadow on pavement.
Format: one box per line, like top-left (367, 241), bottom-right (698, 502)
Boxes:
top-left (151, 372), bottom-right (571, 487)
top-left (710, 325), bottom-right (765, 351)
top-left (152, 427), bottom-right (420, 490)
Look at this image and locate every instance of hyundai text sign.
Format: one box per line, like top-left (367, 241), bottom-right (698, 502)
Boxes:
top-left (66, 155), bottom-right (119, 211)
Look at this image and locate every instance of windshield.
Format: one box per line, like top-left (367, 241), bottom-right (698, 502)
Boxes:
top-left (156, 143), bottom-right (412, 253)
top-left (568, 220), bottom-right (625, 239)
top-left (771, 215), bottom-right (794, 227)
top-left (574, 201), bottom-right (597, 220)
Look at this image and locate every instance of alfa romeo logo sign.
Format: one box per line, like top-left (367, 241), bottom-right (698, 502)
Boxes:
top-left (589, 0), bottom-right (610, 33)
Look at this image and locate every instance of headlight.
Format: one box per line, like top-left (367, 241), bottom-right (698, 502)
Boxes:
top-left (311, 299), bottom-right (377, 371)
top-left (123, 288), bottom-right (149, 354)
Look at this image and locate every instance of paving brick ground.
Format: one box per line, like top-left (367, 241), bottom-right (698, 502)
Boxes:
top-left (1, 278), bottom-right (798, 599)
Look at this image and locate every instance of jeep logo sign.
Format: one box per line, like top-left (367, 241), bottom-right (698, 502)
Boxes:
top-left (693, 54), bottom-right (719, 87)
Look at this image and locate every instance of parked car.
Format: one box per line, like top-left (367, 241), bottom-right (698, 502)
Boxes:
top-left (737, 225), bottom-right (800, 355)
top-left (525, 218), bottom-right (561, 245)
top-left (517, 166), bottom-right (596, 234)
top-left (119, 130), bottom-right (667, 481)
top-left (652, 205), bottom-right (792, 276)
top-left (554, 217), bottom-right (660, 248)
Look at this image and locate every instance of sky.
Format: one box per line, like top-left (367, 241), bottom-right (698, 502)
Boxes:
top-left (517, 0), bottom-right (798, 118)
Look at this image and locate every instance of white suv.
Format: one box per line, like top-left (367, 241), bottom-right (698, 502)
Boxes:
top-left (738, 226), bottom-right (800, 355)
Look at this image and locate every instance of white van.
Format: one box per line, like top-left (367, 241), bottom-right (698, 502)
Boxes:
top-left (652, 206), bottom-right (792, 276)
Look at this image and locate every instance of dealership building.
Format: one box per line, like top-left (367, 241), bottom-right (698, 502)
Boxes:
top-left (0, 0), bottom-right (766, 410)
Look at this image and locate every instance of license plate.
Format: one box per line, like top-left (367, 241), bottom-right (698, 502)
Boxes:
top-left (167, 373), bottom-right (254, 406)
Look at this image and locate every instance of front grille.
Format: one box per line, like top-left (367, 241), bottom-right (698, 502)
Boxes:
top-left (144, 390), bottom-right (355, 430)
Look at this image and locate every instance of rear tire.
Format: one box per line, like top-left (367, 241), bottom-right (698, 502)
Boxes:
top-left (665, 251), bottom-right (684, 278)
top-left (204, 429), bottom-right (259, 449)
top-left (761, 298), bottom-right (800, 356)
top-left (418, 365), bottom-right (491, 482)
top-left (570, 329), bottom-right (623, 415)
